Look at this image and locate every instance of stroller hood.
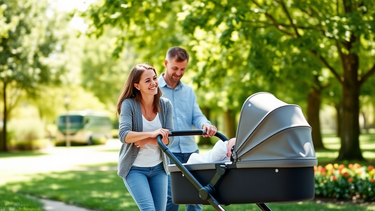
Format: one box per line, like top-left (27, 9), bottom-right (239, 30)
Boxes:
top-left (232, 92), bottom-right (317, 167)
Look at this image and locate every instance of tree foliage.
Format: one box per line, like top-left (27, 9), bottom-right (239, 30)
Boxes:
top-left (79, 29), bottom-right (137, 108)
top-left (82, 0), bottom-right (188, 65)
top-left (0, 0), bottom-right (70, 151)
top-left (183, 0), bottom-right (375, 160)
top-left (83, 0), bottom-right (375, 160)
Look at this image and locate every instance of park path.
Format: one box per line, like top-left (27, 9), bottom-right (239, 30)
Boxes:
top-left (1, 139), bottom-right (121, 211)
top-left (40, 198), bottom-right (94, 211)
top-left (0, 140), bottom-right (121, 185)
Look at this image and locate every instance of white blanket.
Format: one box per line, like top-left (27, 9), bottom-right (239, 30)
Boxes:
top-left (187, 141), bottom-right (230, 164)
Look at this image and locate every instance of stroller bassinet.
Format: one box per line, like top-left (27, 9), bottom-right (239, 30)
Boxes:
top-left (157, 92), bottom-right (318, 211)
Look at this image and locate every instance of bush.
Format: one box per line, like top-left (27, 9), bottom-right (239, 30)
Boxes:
top-left (7, 119), bottom-right (51, 151)
top-left (315, 163), bottom-right (375, 202)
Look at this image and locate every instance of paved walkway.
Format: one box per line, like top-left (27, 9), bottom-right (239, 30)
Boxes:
top-left (40, 198), bottom-right (94, 211)
top-left (1, 140), bottom-right (121, 185)
top-left (1, 140), bottom-right (121, 211)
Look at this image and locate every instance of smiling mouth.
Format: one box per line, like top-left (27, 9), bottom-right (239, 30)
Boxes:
top-left (172, 76), bottom-right (181, 82)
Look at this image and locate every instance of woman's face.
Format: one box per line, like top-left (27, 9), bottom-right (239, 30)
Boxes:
top-left (135, 68), bottom-right (158, 97)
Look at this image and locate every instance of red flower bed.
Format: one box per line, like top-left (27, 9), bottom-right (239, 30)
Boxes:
top-left (315, 163), bottom-right (375, 201)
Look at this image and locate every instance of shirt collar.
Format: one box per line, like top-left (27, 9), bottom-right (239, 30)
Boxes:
top-left (159, 73), bottom-right (183, 90)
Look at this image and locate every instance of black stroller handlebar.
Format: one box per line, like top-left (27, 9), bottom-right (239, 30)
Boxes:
top-left (158, 130), bottom-right (229, 153)
top-left (168, 129), bottom-right (229, 140)
top-left (157, 129), bottom-right (227, 211)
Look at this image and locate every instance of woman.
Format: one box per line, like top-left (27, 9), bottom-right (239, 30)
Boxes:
top-left (116, 63), bottom-right (174, 211)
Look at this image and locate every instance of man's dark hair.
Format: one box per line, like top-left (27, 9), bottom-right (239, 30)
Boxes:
top-left (166, 46), bottom-right (189, 62)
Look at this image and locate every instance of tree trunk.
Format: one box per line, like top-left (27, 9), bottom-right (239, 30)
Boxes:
top-left (307, 88), bottom-right (325, 149)
top-left (224, 109), bottom-right (236, 139)
top-left (337, 52), bottom-right (364, 160)
top-left (361, 111), bottom-right (369, 133)
top-left (334, 103), bottom-right (342, 137)
top-left (0, 81), bottom-right (7, 152)
top-left (198, 107), bottom-right (213, 145)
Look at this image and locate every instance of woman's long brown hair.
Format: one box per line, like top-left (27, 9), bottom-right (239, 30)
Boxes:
top-left (116, 64), bottom-right (162, 115)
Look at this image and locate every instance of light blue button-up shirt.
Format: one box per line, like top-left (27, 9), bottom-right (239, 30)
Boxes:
top-left (159, 74), bottom-right (211, 153)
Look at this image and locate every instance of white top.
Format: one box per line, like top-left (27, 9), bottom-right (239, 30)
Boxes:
top-left (133, 113), bottom-right (163, 167)
top-left (187, 140), bottom-right (230, 164)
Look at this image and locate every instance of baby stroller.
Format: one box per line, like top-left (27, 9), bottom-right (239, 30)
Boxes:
top-left (157, 92), bottom-right (318, 211)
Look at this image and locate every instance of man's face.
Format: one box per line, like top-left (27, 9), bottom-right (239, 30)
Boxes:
top-left (164, 58), bottom-right (188, 84)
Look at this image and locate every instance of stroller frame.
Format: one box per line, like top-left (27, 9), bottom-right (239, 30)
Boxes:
top-left (157, 93), bottom-right (316, 210)
top-left (157, 130), bottom-right (272, 211)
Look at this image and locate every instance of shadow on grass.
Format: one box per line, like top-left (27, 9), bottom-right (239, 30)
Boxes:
top-left (316, 149), bottom-right (375, 166)
top-left (0, 171), bottom-right (375, 211)
top-left (4, 169), bottom-right (375, 211)
top-left (2, 154), bottom-right (375, 211)
top-left (315, 133), bottom-right (375, 166)
top-left (4, 170), bottom-right (138, 211)
top-left (75, 162), bottom-right (117, 169)
top-left (0, 189), bottom-right (44, 211)
top-left (2, 132), bottom-right (375, 211)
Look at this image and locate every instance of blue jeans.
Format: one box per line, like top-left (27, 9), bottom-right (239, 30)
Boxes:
top-left (123, 162), bottom-right (167, 211)
top-left (166, 151), bottom-right (202, 211)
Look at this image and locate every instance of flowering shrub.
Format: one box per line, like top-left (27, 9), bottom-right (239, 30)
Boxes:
top-left (315, 164), bottom-right (375, 201)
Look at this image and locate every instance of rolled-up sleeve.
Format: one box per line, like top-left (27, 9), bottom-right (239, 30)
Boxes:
top-left (191, 90), bottom-right (211, 129)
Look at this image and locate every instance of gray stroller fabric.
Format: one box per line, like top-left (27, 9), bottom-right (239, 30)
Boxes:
top-left (233, 92), bottom-right (317, 167)
top-left (167, 92), bottom-right (316, 206)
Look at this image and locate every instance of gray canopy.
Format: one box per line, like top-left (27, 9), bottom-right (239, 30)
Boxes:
top-left (233, 92), bottom-right (317, 168)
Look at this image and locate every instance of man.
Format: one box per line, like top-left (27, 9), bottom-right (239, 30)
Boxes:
top-left (158, 46), bottom-right (217, 211)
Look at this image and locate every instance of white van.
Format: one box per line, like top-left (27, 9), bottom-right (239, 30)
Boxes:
top-left (56, 110), bottom-right (112, 145)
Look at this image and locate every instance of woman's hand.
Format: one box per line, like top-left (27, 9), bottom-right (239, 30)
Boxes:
top-left (156, 128), bottom-right (170, 145)
top-left (133, 128), bottom-right (170, 147)
top-left (134, 139), bottom-right (148, 148)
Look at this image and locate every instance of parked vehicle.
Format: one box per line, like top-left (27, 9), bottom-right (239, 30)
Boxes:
top-left (56, 110), bottom-right (112, 145)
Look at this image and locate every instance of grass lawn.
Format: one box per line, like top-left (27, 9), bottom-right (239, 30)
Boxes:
top-left (3, 170), bottom-right (375, 211)
top-left (0, 189), bottom-right (44, 211)
top-left (1, 132), bottom-right (375, 211)
top-left (315, 132), bottom-right (375, 166)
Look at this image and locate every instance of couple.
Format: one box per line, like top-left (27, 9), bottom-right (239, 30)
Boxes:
top-left (116, 47), bottom-right (218, 211)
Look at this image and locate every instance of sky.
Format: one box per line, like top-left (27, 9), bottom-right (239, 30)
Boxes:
top-left (55, 0), bottom-right (95, 12)
top-left (54, 0), bottom-right (96, 31)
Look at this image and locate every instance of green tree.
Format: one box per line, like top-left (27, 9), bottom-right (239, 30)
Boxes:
top-left (360, 69), bottom-right (375, 131)
top-left (0, 0), bottom-right (68, 151)
top-left (83, 0), bottom-right (375, 160)
top-left (179, 0), bottom-right (375, 160)
top-left (79, 29), bottom-right (138, 108)
top-left (0, 4), bottom-right (16, 37)
top-left (82, 0), bottom-right (328, 142)
top-left (82, 0), bottom-right (188, 69)
top-left (186, 21), bottom-right (330, 148)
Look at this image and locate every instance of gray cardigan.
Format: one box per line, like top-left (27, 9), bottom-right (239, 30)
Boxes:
top-left (117, 97), bottom-right (174, 178)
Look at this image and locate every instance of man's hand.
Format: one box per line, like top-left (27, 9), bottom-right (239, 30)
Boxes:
top-left (202, 124), bottom-right (217, 137)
